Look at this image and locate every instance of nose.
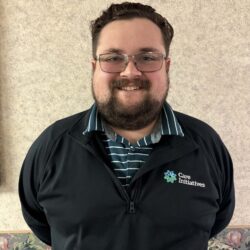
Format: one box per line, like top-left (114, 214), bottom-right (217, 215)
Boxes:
top-left (120, 59), bottom-right (142, 77)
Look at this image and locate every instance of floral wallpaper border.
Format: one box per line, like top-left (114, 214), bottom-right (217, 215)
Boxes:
top-left (209, 227), bottom-right (250, 250)
top-left (0, 227), bottom-right (250, 250)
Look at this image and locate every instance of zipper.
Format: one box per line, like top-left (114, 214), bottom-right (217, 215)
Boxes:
top-left (102, 161), bottom-right (138, 214)
top-left (69, 134), bottom-right (141, 214)
top-left (129, 201), bottom-right (136, 214)
top-left (128, 178), bottom-right (142, 214)
top-left (75, 141), bottom-right (139, 213)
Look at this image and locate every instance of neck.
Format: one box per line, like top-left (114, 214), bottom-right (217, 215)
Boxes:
top-left (111, 118), bottom-right (159, 144)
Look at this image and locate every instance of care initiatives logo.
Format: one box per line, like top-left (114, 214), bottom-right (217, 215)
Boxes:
top-left (163, 170), bottom-right (206, 188)
top-left (164, 170), bottom-right (177, 183)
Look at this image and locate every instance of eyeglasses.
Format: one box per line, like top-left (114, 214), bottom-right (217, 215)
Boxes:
top-left (95, 52), bottom-right (167, 73)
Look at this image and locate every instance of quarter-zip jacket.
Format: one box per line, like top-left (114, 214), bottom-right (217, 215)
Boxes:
top-left (19, 108), bottom-right (235, 250)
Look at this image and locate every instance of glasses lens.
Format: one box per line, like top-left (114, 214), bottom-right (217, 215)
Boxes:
top-left (99, 53), bottom-right (125, 73)
top-left (135, 53), bottom-right (163, 72)
top-left (98, 52), bottom-right (164, 73)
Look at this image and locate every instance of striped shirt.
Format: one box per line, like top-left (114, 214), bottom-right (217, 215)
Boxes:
top-left (83, 102), bottom-right (184, 187)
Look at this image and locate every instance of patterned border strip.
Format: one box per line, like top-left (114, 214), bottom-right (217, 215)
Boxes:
top-left (209, 227), bottom-right (250, 250)
top-left (0, 227), bottom-right (250, 250)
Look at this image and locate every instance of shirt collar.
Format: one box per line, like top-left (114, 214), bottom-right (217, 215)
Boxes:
top-left (82, 104), bottom-right (104, 134)
top-left (82, 102), bottom-right (184, 139)
top-left (161, 102), bottom-right (184, 137)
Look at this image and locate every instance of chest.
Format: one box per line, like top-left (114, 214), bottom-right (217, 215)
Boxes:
top-left (38, 141), bottom-right (220, 235)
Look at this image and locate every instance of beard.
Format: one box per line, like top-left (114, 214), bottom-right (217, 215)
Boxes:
top-left (92, 77), bottom-right (169, 130)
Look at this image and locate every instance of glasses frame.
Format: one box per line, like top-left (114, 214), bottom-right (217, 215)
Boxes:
top-left (95, 52), bottom-right (167, 73)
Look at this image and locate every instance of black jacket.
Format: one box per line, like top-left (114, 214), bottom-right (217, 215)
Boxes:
top-left (19, 109), bottom-right (235, 250)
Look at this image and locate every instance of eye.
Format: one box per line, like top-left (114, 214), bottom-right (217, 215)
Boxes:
top-left (101, 54), bottom-right (124, 63)
top-left (143, 55), bottom-right (155, 61)
top-left (139, 53), bottom-right (159, 62)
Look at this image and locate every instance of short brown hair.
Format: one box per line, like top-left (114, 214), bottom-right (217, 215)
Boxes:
top-left (90, 2), bottom-right (174, 57)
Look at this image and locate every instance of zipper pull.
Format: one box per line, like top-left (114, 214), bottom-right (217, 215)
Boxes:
top-left (129, 201), bottom-right (136, 214)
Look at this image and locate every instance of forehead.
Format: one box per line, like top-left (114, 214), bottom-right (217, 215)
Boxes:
top-left (96, 18), bottom-right (165, 54)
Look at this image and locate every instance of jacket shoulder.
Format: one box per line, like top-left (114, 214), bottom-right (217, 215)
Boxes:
top-left (48, 110), bottom-right (87, 136)
top-left (24, 110), bottom-right (89, 171)
top-left (39, 109), bottom-right (89, 142)
top-left (174, 111), bottom-right (220, 141)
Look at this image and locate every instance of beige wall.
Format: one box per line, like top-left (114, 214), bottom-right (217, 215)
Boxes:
top-left (0, 0), bottom-right (249, 230)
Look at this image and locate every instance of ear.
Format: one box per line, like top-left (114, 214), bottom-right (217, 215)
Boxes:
top-left (165, 58), bottom-right (171, 73)
top-left (91, 59), bottom-right (97, 71)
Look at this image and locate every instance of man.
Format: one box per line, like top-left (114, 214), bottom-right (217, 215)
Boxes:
top-left (19, 2), bottom-right (235, 250)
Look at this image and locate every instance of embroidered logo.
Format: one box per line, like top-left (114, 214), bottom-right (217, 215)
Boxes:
top-left (164, 170), bottom-right (206, 188)
top-left (164, 170), bottom-right (177, 183)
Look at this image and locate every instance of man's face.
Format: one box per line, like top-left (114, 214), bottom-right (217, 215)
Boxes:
top-left (92, 18), bottom-right (170, 130)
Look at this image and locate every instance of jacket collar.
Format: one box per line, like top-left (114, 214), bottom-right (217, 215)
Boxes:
top-left (68, 108), bottom-right (199, 180)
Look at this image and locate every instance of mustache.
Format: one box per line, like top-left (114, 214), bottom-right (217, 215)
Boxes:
top-left (112, 78), bottom-right (150, 89)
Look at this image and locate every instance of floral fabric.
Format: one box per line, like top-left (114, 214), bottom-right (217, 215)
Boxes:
top-left (0, 228), bottom-right (250, 250)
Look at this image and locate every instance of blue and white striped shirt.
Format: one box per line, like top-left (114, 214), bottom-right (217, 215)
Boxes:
top-left (83, 102), bottom-right (184, 187)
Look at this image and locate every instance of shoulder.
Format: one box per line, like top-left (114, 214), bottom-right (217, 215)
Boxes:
top-left (174, 110), bottom-right (231, 163)
top-left (25, 109), bottom-right (90, 165)
top-left (174, 111), bottom-right (232, 173)
top-left (49, 110), bottom-right (88, 133)
top-left (174, 111), bottom-right (221, 143)
top-left (38, 109), bottom-right (89, 142)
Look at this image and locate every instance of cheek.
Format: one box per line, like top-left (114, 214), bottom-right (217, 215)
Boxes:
top-left (93, 68), bottom-right (115, 87)
top-left (92, 71), bottom-right (114, 101)
top-left (150, 73), bottom-right (168, 94)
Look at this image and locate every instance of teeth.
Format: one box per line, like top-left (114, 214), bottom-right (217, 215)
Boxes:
top-left (121, 86), bottom-right (140, 91)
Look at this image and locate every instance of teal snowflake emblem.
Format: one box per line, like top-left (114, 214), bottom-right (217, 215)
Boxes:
top-left (164, 170), bottom-right (177, 183)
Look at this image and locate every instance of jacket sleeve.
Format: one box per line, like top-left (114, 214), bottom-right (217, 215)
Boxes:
top-left (19, 128), bottom-right (52, 246)
top-left (209, 135), bottom-right (235, 238)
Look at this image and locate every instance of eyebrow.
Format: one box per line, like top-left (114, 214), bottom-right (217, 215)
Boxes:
top-left (101, 47), bottom-right (161, 54)
top-left (102, 48), bottom-right (125, 54)
top-left (138, 47), bottom-right (161, 53)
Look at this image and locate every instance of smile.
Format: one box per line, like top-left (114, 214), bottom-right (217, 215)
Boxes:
top-left (119, 86), bottom-right (141, 91)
